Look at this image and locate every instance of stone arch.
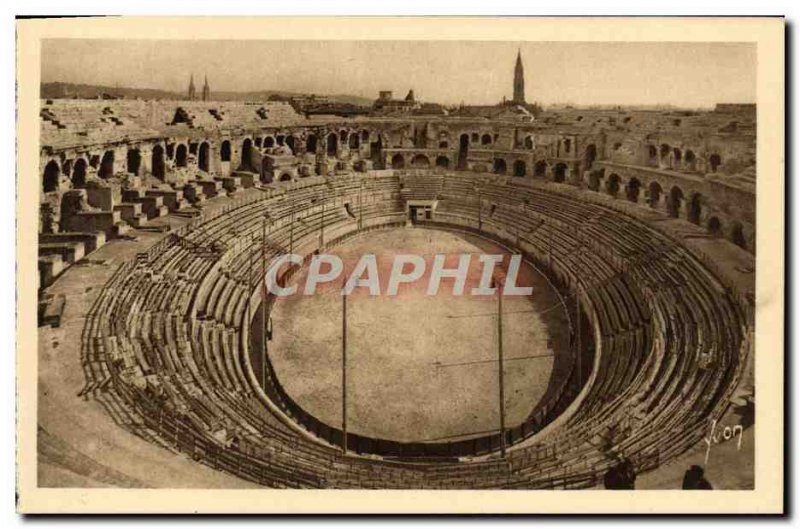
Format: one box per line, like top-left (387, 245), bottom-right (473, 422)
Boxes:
top-left (457, 134), bottom-right (469, 170)
top-left (606, 173), bottom-right (621, 197)
top-left (175, 144), bottom-right (187, 168)
top-left (391, 153), bottom-right (405, 169)
top-left (348, 132), bottom-right (360, 150)
top-left (411, 154), bottom-right (430, 168)
top-left (667, 186), bottom-right (684, 218)
top-left (71, 158), bottom-right (88, 188)
top-left (481, 133), bottom-right (492, 145)
top-left (43, 160), bottom-right (60, 193)
top-left (99, 150), bottom-right (115, 178)
top-left (707, 216), bottom-right (722, 236)
top-left (471, 132), bottom-right (479, 143)
top-left (684, 149), bottom-right (696, 171)
top-left (239, 138), bottom-right (253, 171)
top-left (524, 135), bottom-right (534, 150)
top-left (583, 144), bottom-right (597, 171)
top-left (493, 158), bottom-right (507, 175)
top-left (279, 173), bottom-right (292, 182)
top-left (165, 143), bottom-right (175, 160)
top-left (220, 140), bottom-right (231, 162)
top-left (730, 221), bottom-right (746, 248)
top-left (647, 145), bottom-right (658, 166)
top-left (306, 134), bottom-right (317, 153)
top-left (709, 153), bottom-right (722, 173)
top-left (553, 163), bottom-right (567, 183)
top-left (687, 193), bottom-right (702, 224)
top-left (513, 160), bottom-right (526, 177)
top-left (264, 136), bottom-right (275, 149)
top-left (673, 147), bottom-right (682, 165)
top-left (62, 160), bottom-right (72, 180)
top-left (286, 136), bottom-right (296, 153)
top-left (588, 169), bottom-right (605, 191)
top-left (254, 137), bottom-right (263, 148)
top-left (126, 149), bottom-right (142, 175)
top-left (625, 177), bottom-right (641, 202)
top-left (198, 142), bottom-right (210, 172)
top-left (151, 145), bottom-right (165, 181)
top-left (89, 155), bottom-right (100, 169)
top-left (327, 133), bottom-right (338, 156)
top-left (361, 129), bottom-right (370, 142)
top-left (648, 181), bottom-right (662, 208)
top-left (435, 155), bottom-right (450, 169)
top-left (534, 160), bottom-right (548, 178)
top-left (339, 130), bottom-right (348, 144)
top-left (276, 134), bottom-right (285, 146)
top-left (261, 158), bottom-right (274, 184)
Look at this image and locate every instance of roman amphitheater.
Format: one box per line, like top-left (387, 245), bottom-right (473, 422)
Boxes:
top-left (37, 68), bottom-right (756, 489)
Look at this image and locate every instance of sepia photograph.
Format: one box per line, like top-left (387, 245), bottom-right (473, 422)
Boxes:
top-left (15, 16), bottom-right (784, 514)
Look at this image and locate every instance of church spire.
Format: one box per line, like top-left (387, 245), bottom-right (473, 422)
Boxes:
top-left (513, 49), bottom-right (525, 104)
top-left (188, 74), bottom-right (196, 100)
top-left (202, 75), bottom-right (210, 101)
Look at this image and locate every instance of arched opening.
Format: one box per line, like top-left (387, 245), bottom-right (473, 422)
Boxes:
top-left (588, 169), bottom-right (604, 191)
top-left (513, 160), bottom-right (527, 177)
top-left (62, 160), bottom-right (72, 180)
top-left (99, 150), bottom-right (115, 178)
top-left (648, 181), bottom-right (662, 208)
top-left (439, 140), bottom-right (449, 149)
top-left (625, 177), bottom-right (641, 202)
top-left (524, 136), bottom-right (534, 150)
top-left (239, 138), bottom-right (253, 171)
top-left (647, 145), bottom-right (658, 166)
top-left (348, 133), bottom-right (359, 150)
top-left (481, 133), bottom-right (492, 146)
top-left (255, 137), bottom-right (263, 148)
top-left (667, 186), bottom-right (684, 218)
top-left (685, 150), bottom-right (696, 170)
top-left (493, 158), bottom-right (507, 175)
top-left (471, 132), bottom-right (479, 143)
top-left (563, 138), bottom-right (571, 153)
top-left (435, 156), bottom-right (449, 169)
top-left (276, 135), bottom-right (285, 146)
top-left (279, 173), bottom-right (292, 182)
top-left (286, 136), bottom-right (296, 153)
top-left (165, 143), bottom-right (175, 160)
top-left (339, 130), bottom-right (348, 144)
top-left (370, 135), bottom-right (384, 169)
top-left (411, 154), bottom-right (430, 168)
top-left (730, 222), bottom-right (746, 249)
top-left (361, 130), bottom-right (370, 142)
top-left (583, 144), bottom-right (597, 171)
top-left (709, 153), bottom-right (722, 173)
top-left (261, 158), bottom-right (274, 184)
top-left (89, 155), bottom-right (100, 169)
top-left (391, 154), bottom-right (405, 169)
top-left (126, 149), bottom-right (141, 175)
top-left (264, 136), bottom-right (275, 149)
top-left (606, 173), bottom-right (620, 197)
top-left (457, 134), bottom-right (469, 170)
top-left (220, 140), bottom-right (231, 162)
top-left (660, 143), bottom-right (671, 159)
top-left (175, 144), bottom-right (187, 168)
top-left (43, 160), bottom-right (60, 193)
top-left (198, 142), bottom-right (210, 172)
top-left (553, 163), bottom-right (567, 183)
top-left (707, 216), bottom-right (722, 236)
top-left (306, 134), bottom-right (317, 153)
top-left (687, 193), bottom-right (702, 224)
top-left (534, 160), bottom-right (548, 178)
top-left (673, 148), bottom-right (682, 166)
top-left (327, 134), bottom-right (338, 156)
top-left (151, 145), bottom-right (165, 181)
top-left (71, 158), bottom-right (87, 188)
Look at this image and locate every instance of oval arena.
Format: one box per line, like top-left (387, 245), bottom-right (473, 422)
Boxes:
top-left (38, 70), bottom-right (756, 488)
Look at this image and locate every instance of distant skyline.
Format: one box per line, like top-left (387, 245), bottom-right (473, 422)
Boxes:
top-left (41, 40), bottom-right (756, 108)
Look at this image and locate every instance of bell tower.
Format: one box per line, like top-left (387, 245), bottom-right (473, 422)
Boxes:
top-left (513, 49), bottom-right (525, 104)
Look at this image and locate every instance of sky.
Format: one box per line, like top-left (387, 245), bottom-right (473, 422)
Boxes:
top-left (41, 39), bottom-right (756, 108)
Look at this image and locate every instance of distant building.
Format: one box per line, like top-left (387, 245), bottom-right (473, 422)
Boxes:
top-left (513, 49), bottom-right (525, 104)
top-left (188, 74), bottom-right (196, 100)
top-left (373, 89), bottom-right (421, 113)
top-left (202, 75), bottom-right (210, 101)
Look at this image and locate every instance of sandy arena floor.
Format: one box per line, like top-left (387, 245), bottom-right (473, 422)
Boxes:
top-left (268, 227), bottom-right (572, 442)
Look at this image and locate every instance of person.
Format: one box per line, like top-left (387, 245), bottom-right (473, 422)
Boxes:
top-left (682, 464), bottom-right (714, 489)
top-left (603, 459), bottom-right (636, 489)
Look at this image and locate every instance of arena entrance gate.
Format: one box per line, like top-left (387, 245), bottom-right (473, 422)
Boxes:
top-left (406, 200), bottom-right (435, 222)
